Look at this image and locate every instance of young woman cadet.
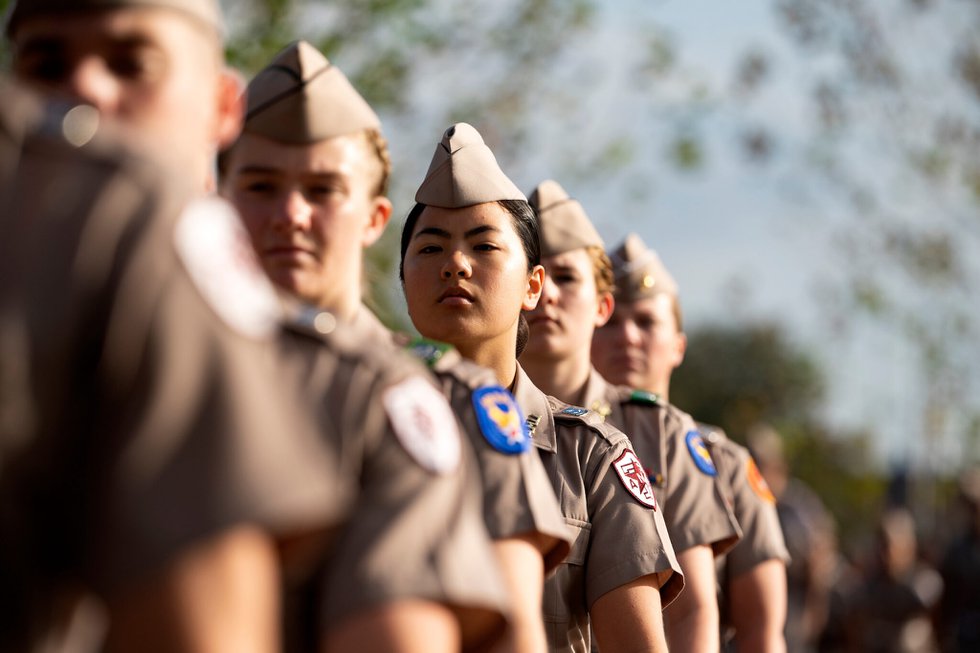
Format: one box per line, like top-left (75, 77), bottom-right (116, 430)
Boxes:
top-left (400, 123), bottom-right (683, 653)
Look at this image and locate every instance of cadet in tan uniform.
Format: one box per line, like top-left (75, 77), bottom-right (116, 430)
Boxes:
top-left (218, 41), bottom-right (568, 652)
top-left (592, 234), bottom-right (790, 652)
top-left (0, 77), bottom-right (342, 653)
top-left (7, 4), bottom-right (513, 650)
top-left (400, 123), bottom-right (683, 653)
top-left (519, 181), bottom-right (741, 653)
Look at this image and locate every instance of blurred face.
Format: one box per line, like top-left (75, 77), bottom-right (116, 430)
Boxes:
top-left (11, 7), bottom-right (239, 186)
top-left (591, 293), bottom-right (686, 394)
top-left (525, 248), bottom-right (612, 360)
top-left (221, 133), bottom-right (390, 309)
top-left (402, 203), bottom-right (542, 357)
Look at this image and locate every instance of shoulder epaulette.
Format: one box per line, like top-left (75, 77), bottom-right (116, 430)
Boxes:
top-left (548, 396), bottom-right (628, 446)
top-left (626, 389), bottom-right (662, 406)
top-left (405, 337), bottom-right (453, 368)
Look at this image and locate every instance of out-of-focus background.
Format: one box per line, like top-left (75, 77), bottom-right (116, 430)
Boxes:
top-left (5, 0), bottom-right (978, 649)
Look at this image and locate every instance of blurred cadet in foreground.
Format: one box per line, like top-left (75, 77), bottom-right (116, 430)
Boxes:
top-left (592, 233), bottom-right (789, 652)
top-left (0, 77), bottom-right (340, 653)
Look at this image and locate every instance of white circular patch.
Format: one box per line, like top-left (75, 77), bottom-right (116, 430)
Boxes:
top-left (382, 376), bottom-right (461, 474)
top-left (174, 197), bottom-right (282, 339)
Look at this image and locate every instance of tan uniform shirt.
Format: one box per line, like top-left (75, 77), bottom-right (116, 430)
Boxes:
top-left (511, 366), bottom-right (683, 653)
top-left (0, 86), bottom-right (342, 651)
top-left (413, 342), bottom-right (572, 571)
top-left (701, 424), bottom-right (789, 630)
top-left (280, 316), bottom-right (510, 652)
top-left (580, 369), bottom-right (741, 556)
top-left (350, 307), bottom-right (573, 571)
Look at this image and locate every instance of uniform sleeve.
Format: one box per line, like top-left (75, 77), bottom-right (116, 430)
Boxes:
top-left (444, 374), bottom-right (571, 571)
top-left (661, 409), bottom-right (741, 555)
top-left (719, 443), bottom-right (790, 577)
top-left (583, 432), bottom-right (683, 609)
top-left (317, 369), bottom-right (510, 651)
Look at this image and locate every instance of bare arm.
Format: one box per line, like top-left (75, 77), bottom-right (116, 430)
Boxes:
top-left (729, 559), bottom-right (788, 653)
top-left (591, 574), bottom-right (668, 653)
top-left (106, 526), bottom-right (279, 653)
top-left (322, 599), bottom-right (461, 653)
top-left (490, 535), bottom-right (548, 653)
top-left (664, 544), bottom-right (719, 653)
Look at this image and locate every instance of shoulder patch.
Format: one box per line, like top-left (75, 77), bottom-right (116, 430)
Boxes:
top-left (747, 457), bottom-right (776, 504)
top-left (628, 389), bottom-right (662, 406)
top-left (406, 337), bottom-right (453, 367)
top-left (472, 386), bottom-right (530, 454)
top-left (174, 197), bottom-right (281, 339)
top-left (560, 406), bottom-right (589, 417)
top-left (685, 430), bottom-right (718, 476)
top-left (383, 376), bottom-right (461, 474)
top-left (613, 449), bottom-right (658, 509)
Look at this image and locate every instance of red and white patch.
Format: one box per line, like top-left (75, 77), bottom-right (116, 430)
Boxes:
top-left (383, 376), bottom-right (461, 474)
top-left (613, 449), bottom-right (658, 510)
top-left (174, 197), bottom-right (282, 339)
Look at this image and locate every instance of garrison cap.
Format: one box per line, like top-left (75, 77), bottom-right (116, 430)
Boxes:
top-left (528, 179), bottom-right (604, 258)
top-left (243, 40), bottom-right (381, 145)
top-left (5, 0), bottom-right (223, 37)
top-left (415, 123), bottom-right (525, 209)
top-left (609, 233), bottom-right (678, 302)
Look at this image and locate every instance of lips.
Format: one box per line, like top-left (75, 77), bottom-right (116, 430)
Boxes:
top-left (438, 286), bottom-right (475, 303)
top-left (262, 243), bottom-right (316, 262)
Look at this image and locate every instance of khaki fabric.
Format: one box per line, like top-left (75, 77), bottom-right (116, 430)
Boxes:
top-left (0, 87), bottom-right (341, 651)
top-left (5, 0), bottom-right (223, 36)
top-left (425, 347), bottom-right (572, 572)
top-left (528, 179), bottom-right (604, 257)
top-left (608, 233), bottom-right (678, 303)
top-left (415, 122), bottom-right (525, 208)
top-left (350, 306), bottom-right (573, 572)
top-left (579, 369), bottom-right (741, 557)
top-left (702, 424), bottom-right (789, 578)
top-left (511, 366), bottom-right (682, 653)
top-left (244, 40), bottom-right (381, 145)
top-left (280, 315), bottom-right (509, 653)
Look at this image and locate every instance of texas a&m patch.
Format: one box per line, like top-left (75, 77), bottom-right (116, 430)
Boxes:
top-left (383, 376), bottom-right (461, 474)
top-left (613, 449), bottom-right (658, 509)
top-left (472, 386), bottom-right (530, 454)
top-left (686, 430), bottom-right (718, 476)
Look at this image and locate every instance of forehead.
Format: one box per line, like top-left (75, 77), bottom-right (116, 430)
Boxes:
top-left (542, 248), bottom-right (592, 272)
top-left (227, 132), bottom-right (371, 177)
top-left (12, 6), bottom-right (214, 58)
top-left (615, 294), bottom-right (673, 320)
top-left (415, 202), bottom-right (513, 235)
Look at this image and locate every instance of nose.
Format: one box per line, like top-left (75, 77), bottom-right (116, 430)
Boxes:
top-left (65, 56), bottom-right (121, 115)
top-left (441, 250), bottom-right (472, 279)
top-left (621, 319), bottom-right (643, 346)
top-left (539, 273), bottom-right (559, 304)
top-left (273, 188), bottom-right (312, 232)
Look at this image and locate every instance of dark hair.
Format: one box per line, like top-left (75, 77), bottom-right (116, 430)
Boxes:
top-left (398, 199), bottom-right (540, 356)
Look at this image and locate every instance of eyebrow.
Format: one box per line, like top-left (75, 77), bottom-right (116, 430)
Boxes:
top-left (413, 224), bottom-right (501, 240)
top-left (235, 165), bottom-right (343, 181)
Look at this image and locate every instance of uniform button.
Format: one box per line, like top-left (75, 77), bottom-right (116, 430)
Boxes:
top-left (313, 311), bottom-right (336, 334)
top-left (62, 105), bottom-right (100, 147)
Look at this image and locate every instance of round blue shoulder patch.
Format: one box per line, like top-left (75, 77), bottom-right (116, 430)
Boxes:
top-left (685, 430), bottom-right (717, 476)
top-left (472, 386), bottom-right (530, 454)
top-left (561, 406), bottom-right (589, 417)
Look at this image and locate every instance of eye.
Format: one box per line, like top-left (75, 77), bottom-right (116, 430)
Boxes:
top-left (15, 52), bottom-right (70, 84)
top-left (417, 244), bottom-right (442, 255)
top-left (108, 46), bottom-right (165, 82)
top-left (473, 242), bottom-right (499, 252)
top-left (242, 180), bottom-right (278, 195)
top-left (553, 272), bottom-right (579, 285)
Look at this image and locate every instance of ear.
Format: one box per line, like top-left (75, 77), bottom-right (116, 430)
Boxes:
top-left (523, 264), bottom-right (545, 310)
top-left (595, 291), bottom-right (615, 328)
top-left (672, 331), bottom-right (688, 368)
top-left (214, 68), bottom-right (246, 150)
top-left (361, 196), bottom-right (393, 248)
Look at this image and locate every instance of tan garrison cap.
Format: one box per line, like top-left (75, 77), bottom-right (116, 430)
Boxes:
top-left (5, 0), bottom-right (223, 36)
top-left (244, 41), bottom-right (381, 145)
top-left (610, 233), bottom-right (678, 302)
top-left (528, 179), bottom-right (604, 258)
top-left (415, 123), bottom-right (525, 208)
